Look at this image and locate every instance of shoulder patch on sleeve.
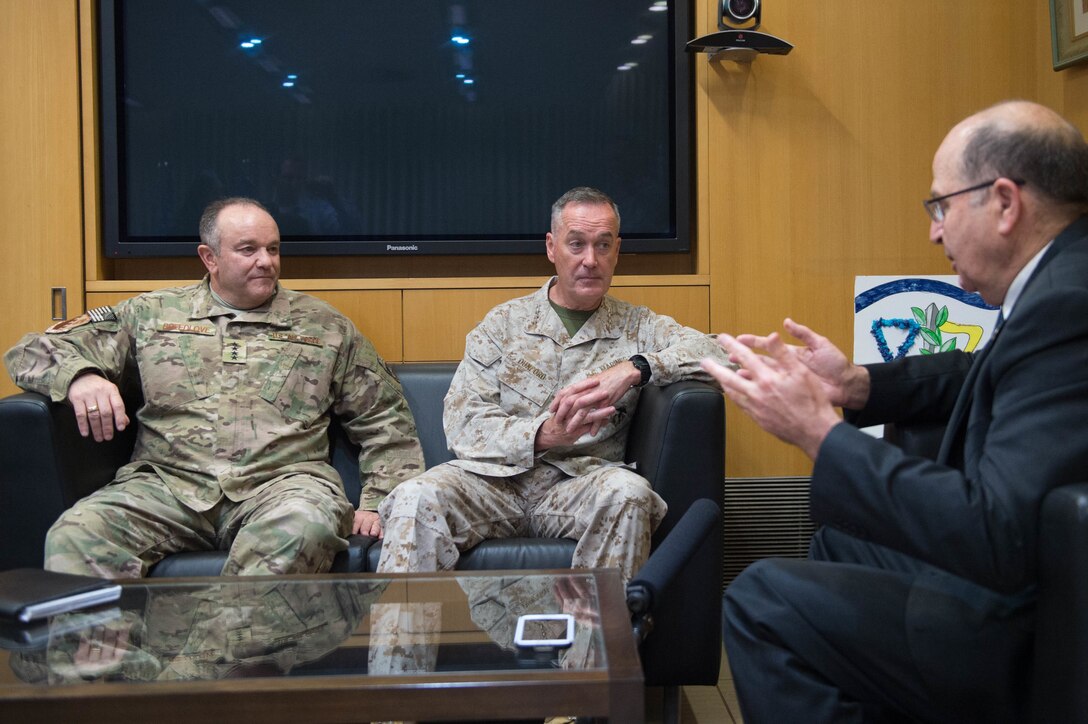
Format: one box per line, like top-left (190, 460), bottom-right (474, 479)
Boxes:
top-left (46, 306), bottom-right (119, 334)
top-left (46, 313), bottom-right (91, 334)
top-left (87, 306), bottom-right (118, 323)
top-left (46, 306), bottom-right (118, 334)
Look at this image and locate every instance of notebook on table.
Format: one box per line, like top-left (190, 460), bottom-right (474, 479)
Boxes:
top-left (0, 568), bottom-right (122, 624)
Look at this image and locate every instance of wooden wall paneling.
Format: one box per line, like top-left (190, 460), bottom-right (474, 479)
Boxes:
top-left (700, 0), bottom-right (1050, 477)
top-left (607, 286), bottom-right (710, 332)
top-left (1034, 0), bottom-right (1088, 128)
top-left (79, 0), bottom-right (105, 284)
top-left (402, 288), bottom-right (533, 362)
top-left (85, 292), bottom-right (134, 310)
top-left (0, 0), bottom-right (85, 398)
top-left (306, 290), bottom-right (403, 363)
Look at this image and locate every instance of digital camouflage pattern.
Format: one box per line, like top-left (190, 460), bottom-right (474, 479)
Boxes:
top-left (444, 280), bottom-right (724, 478)
top-left (4, 278), bottom-right (424, 575)
top-left (379, 279), bottom-right (726, 584)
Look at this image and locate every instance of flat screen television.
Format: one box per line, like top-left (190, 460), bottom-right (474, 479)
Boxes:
top-left (98, 0), bottom-right (692, 257)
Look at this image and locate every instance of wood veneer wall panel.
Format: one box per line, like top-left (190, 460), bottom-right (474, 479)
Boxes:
top-left (403, 288), bottom-right (530, 362)
top-left (0, 0), bottom-right (85, 398)
top-left (306, 290), bottom-right (403, 362)
top-left (607, 286), bottom-right (710, 332)
top-left (700, 0), bottom-right (1050, 476)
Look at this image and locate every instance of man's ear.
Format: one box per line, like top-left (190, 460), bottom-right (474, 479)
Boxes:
top-left (197, 244), bottom-right (218, 273)
top-left (994, 178), bottom-right (1022, 235)
top-left (545, 232), bottom-right (556, 264)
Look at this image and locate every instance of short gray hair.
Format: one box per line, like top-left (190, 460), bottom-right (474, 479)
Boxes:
top-left (198, 197), bottom-right (269, 254)
top-left (550, 187), bottom-right (621, 233)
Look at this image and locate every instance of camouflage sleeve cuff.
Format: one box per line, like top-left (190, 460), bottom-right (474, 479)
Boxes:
top-left (357, 490), bottom-right (385, 511)
top-left (52, 363), bottom-right (104, 403)
top-left (640, 333), bottom-right (725, 387)
top-left (640, 352), bottom-right (673, 386)
top-left (524, 413), bottom-right (551, 465)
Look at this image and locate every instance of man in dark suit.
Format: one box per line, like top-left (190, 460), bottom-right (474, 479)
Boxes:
top-left (702, 100), bottom-right (1088, 723)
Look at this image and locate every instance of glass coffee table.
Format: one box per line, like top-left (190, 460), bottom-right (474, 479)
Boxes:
top-left (0, 568), bottom-right (643, 722)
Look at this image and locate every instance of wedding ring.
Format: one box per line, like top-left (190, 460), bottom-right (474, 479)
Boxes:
top-left (87, 405), bottom-right (99, 413)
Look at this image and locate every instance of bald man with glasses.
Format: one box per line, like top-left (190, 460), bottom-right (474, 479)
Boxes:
top-left (703, 101), bottom-right (1088, 723)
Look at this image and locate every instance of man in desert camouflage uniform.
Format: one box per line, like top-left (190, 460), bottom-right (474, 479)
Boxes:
top-left (4, 197), bottom-right (423, 578)
top-left (378, 187), bottom-right (724, 584)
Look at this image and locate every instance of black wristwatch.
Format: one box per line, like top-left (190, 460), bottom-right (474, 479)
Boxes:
top-left (629, 354), bottom-right (651, 387)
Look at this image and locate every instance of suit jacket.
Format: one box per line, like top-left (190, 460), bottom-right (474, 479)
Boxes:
top-left (810, 216), bottom-right (1088, 695)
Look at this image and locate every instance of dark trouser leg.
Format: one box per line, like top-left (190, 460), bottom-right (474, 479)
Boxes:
top-left (724, 527), bottom-right (1032, 724)
top-left (723, 553), bottom-right (925, 724)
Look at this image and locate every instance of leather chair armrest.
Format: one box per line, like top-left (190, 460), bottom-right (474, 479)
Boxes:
top-left (627, 381), bottom-right (725, 539)
top-left (626, 380), bottom-right (725, 686)
top-left (0, 393), bottom-right (70, 569)
top-left (1030, 482), bottom-right (1088, 723)
top-left (0, 391), bottom-right (138, 569)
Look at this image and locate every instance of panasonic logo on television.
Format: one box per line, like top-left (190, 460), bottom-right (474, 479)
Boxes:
top-left (386, 244), bottom-right (420, 252)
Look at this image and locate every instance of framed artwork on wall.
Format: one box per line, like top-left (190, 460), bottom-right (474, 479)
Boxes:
top-left (1050, 0), bottom-right (1088, 70)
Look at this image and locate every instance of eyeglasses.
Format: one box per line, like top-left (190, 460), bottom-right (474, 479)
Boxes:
top-left (922, 178), bottom-right (1025, 223)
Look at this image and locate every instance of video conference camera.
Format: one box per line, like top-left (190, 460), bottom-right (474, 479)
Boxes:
top-left (722, 0), bottom-right (761, 29)
top-left (686, 0), bottom-right (793, 61)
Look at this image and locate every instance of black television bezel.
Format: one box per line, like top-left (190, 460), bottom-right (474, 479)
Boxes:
top-left (96, 0), bottom-right (694, 258)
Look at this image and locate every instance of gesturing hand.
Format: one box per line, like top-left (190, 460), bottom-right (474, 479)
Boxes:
top-left (733, 319), bottom-right (870, 410)
top-left (701, 332), bottom-right (842, 460)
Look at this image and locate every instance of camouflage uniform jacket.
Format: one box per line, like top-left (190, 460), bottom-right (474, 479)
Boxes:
top-left (444, 278), bottom-right (723, 477)
top-left (4, 278), bottom-right (423, 511)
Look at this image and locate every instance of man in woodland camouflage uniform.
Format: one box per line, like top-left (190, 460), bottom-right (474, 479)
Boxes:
top-left (378, 187), bottom-right (725, 584)
top-left (4, 197), bottom-right (423, 577)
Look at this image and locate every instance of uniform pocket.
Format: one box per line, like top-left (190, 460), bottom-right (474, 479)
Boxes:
top-left (259, 344), bottom-right (335, 424)
top-left (497, 354), bottom-right (554, 410)
top-left (139, 333), bottom-right (211, 410)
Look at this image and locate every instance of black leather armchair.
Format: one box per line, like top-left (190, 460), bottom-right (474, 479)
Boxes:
top-left (884, 422), bottom-right (1088, 723)
top-left (0, 362), bottom-right (725, 700)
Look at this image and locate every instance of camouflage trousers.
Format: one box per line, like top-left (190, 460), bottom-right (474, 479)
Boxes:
top-left (377, 462), bottom-right (666, 584)
top-left (44, 471), bottom-right (354, 578)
